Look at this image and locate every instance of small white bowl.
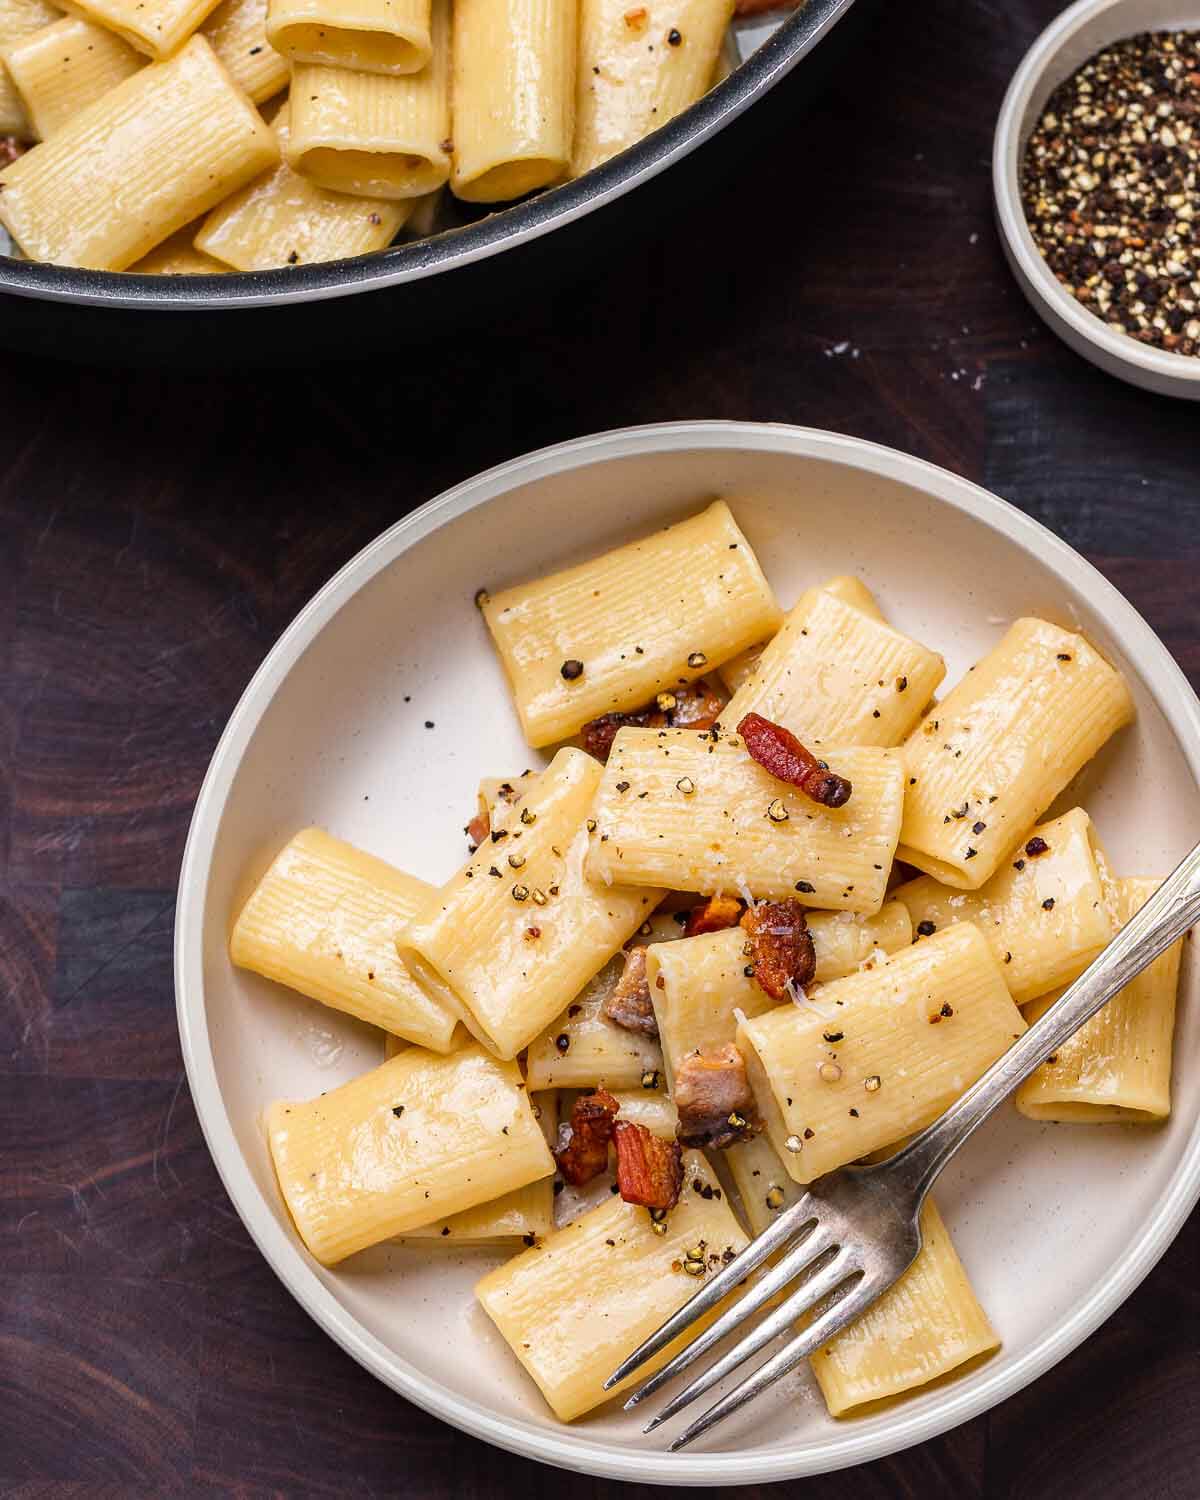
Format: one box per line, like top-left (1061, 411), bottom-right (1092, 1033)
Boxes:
top-left (994, 0), bottom-right (1200, 399)
top-left (176, 422), bottom-right (1200, 1486)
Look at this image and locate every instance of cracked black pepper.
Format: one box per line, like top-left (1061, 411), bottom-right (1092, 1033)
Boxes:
top-left (1020, 30), bottom-right (1200, 356)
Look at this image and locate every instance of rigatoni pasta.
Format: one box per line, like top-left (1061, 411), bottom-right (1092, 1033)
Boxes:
top-left (897, 618), bottom-right (1135, 889)
top-left (196, 104), bottom-right (412, 269)
top-left (738, 924), bottom-right (1026, 1182)
top-left (60, 0), bottom-right (223, 59)
top-left (0, 35), bottom-right (276, 269)
top-left (475, 1151), bottom-right (748, 1420)
top-left (721, 584), bottom-right (946, 748)
top-left (129, 225), bottom-right (226, 272)
top-left (894, 807), bottom-right (1114, 1005)
top-left (479, 500), bottom-right (780, 747)
top-left (571, 0), bottom-right (734, 177)
top-left (286, 0), bottom-right (450, 201)
top-left (1016, 877), bottom-right (1183, 1122)
top-left (524, 956), bottom-right (663, 1090)
top-left (230, 826), bottom-right (458, 1051)
top-left (401, 747), bottom-right (662, 1059)
top-left (3, 15), bottom-right (141, 139)
top-left (267, 1043), bottom-right (554, 1265)
top-left (201, 0), bottom-right (287, 103)
top-left (812, 1197), bottom-right (998, 1415)
top-left (587, 728), bottom-right (904, 911)
top-left (451, 0), bottom-right (574, 202)
top-left (0, 0), bottom-right (62, 136)
top-left (266, 0), bottom-right (430, 72)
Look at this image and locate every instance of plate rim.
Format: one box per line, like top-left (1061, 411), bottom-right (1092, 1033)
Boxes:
top-left (175, 420), bottom-right (1200, 1485)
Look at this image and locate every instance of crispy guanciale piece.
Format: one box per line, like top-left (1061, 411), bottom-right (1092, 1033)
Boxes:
top-left (466, 809), bottom-right (490, 846)
top-left (554, 1089), bottom-right (619, 1186)
top-left (683, 893), bottom-right (744, 937)
top-left (1, 138), bottom-right (26, 166)
top-left (674, 1043), bottom-right (759, 1150)
top-left (737, 712), bottom-right (853, 808)
top-left (613, 1119), bottom-right (684, 1210)
top-left (602, 946), bottom-right (659, 1037)
top-left (582, 679), bottom-right (725, 762)
top-left (741, 898), bottom-right (817, 1001)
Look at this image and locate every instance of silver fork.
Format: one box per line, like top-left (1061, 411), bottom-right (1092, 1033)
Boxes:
top-left (606, 838), bottom-right (1200, 1451)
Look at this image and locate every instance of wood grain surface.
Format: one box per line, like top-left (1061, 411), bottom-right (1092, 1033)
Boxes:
top-left (2, 0), bottom-right (1199, 1493)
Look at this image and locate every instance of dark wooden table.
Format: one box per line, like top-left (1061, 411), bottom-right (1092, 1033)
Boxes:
top-left (3, 0), bottom-right (1199, 1491)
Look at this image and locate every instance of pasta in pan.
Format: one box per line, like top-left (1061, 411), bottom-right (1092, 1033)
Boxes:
top-left (228, 499), bottom-right (1182, 1430)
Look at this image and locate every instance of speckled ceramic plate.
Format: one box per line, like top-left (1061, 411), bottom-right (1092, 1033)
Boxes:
top-left (176, 422), bottom-right (1200, 1485)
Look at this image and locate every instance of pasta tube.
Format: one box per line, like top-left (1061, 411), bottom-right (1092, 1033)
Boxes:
top-left (475, 1151), bottom-right (748, 1420)
top-left (0, 0), bottom-right (62, 137)
top-left (402, 1090), bottom-right (557, 1243)
top-left (524, 955), bottom-right (663, 1090)
top-left (201, 0), bottom-right (287, 103)
top-left (586, 728), bottom-right (904, 912)
top-left (3, 15), bottom-right (141, 139)
top-left (1016, 877), bottom-right (1183, 1122)
top-left (401, 747), bottom-right (663, 1059)
top-left (0, 36), bottom-right (277, 269)
top-left (197, 104), bottom-right (412, 269)
top-left (812, 1198), bottom-right (998, 1415)
top-left (230, 826), bottom-right (459, 1052)
top-left (724, 1131), bottom-right (806, 1237)
top-left (60, 0), bottom-right (223, 60)
top-left (896, 618), bottom-right (1134, 889)
top-left (738, 924), bottom-right (1026, 1183)
top-left (571, 0), bottom-right (733, 177)
top-left (721, 585), bottom-right (946, 749)
top-left (451, 0), bottom-right (574, 202)
top-left (128, 224), bottom-right (226, 272)
top-left (894, 807), bottom-right (1113, 1006)
top-left (480, 500), bottom-right (781, 748)
top-left (267, 1043), bottom-right (554, 1265)
top-left (287, 0), bottom-right (450, 202)
top-left (266, 0), bottom-right (430, 72)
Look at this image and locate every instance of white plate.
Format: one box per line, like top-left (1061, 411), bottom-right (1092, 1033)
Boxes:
top-left (176, 422), bottom-right (1200, 1485)
top-left (993, 0), bottom-right (1200, 399)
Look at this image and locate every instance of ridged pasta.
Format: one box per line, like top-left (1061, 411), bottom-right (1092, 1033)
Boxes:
top-left (59, 0), bottom-right (223, 59)
top-left (268, 1043), bottom-right (554, 1265)
top-left (451, 0), bottom-right (574, 202)
top-left (128, 223), bottom-right (226, 272)
top-left (586, 729), bottom-right (905, 912)
top-left (480, 500), bottom-right (781, 748)
top-left (570, 0), bottom-right (733, 177)
top-left (716, 575), bottom-right (882, 697)
top-left (201, 0), bottom-right (287, 103)
top-left (894, 807), bottom-right (1113, 1006)
top-left (812, 1198), bottom-right (998, 1415)
top-left (3, 15), bottom-right (141, 139)
top-left (287, 0), bottom-right (450, 201)
top-left (266, 0), bottom-right (430, 72)
top-left (197, 103), bottom-right (412, 269)
top-left (475, 1151), bottom-right (748, 1420)
top-left (230, 826), bottom-right (458, 1051)
top-left (897, 618), bottom-right (1135, 889)
top-left (722, 585), bottom-right (946, 748)
top-left (807, 901), bottom-right (912, 982)
top-left (524, 955), bottom-right (663, 1090)
top-left (401, 747), bottom-right (663, 1059)
top-left (1016, 877), bottom-right (1182, 1122)
top-left (738, 924), bottom-right (1026, 1183)
top-left (724, 1131), bottom-right (807, 1237)
top-left (646, 926), bottom-right (776, 1090)
top-left (0, 36), bottom-right (277, 269)
top-left (402, 1090), bottom-right (557, 1243)
top-left (0, 0), bottom-right (65, 137)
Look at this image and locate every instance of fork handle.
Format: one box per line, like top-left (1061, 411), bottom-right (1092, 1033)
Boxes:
top-left (888, 838), bottom-right (1200, 1206)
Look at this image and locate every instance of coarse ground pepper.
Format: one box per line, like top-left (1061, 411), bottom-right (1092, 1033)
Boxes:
top-left (1020, 30), bottom-right (1200, 355)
